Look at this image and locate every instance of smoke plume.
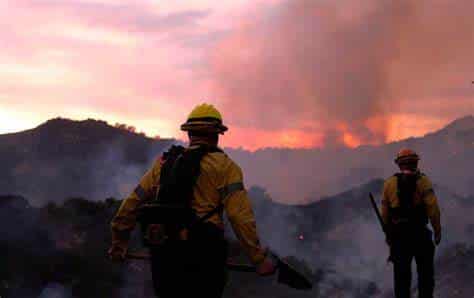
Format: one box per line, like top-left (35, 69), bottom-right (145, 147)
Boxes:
top-left (211, 0), bottom-right (474, 147)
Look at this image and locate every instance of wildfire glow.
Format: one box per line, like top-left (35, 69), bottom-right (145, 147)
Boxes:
top-left (0, 1), bottom-right (472, 150)
top-left (220, 127), bottom-right (325, 151)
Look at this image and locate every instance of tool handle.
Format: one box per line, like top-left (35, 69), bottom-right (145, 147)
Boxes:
top-left (369, 193), bottom-right (386, 233)
top-left (369, 193), bottom-right (394, 264)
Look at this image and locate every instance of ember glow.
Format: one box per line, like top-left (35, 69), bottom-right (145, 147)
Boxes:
top-left (0, 0), bottom-right (473, 149)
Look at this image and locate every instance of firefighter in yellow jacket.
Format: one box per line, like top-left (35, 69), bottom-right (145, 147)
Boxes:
top-left (382, 149), bottom-right (441, 298)
top-left (108, 104), bottom-right (276, 298)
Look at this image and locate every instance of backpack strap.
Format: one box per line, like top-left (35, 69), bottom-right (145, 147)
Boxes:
top-left (196, 182), bottom-right (245, 224)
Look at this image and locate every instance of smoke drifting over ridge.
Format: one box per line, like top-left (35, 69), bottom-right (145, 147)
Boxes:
top-left (211, 0), bottom-right (474, 148)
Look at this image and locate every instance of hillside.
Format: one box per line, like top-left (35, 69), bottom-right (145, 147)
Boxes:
top-left (229, 115), bottom-right (474, 202)
top-left (0, 116), bottom-right (474, 204)
top-left (246, 179), bottom-right (474, 297)
top-left (0, 118), bottom-right (176, 204)
top-left (0, 115), bottom-right (472, 204)
top-left (1, 178), bottom-right (473, 298)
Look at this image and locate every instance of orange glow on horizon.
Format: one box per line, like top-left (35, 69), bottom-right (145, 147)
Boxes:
top-left (220, 127), bottom-right (325, 151)
top-left (0, 112), bottom-right (467, 151)
top-left (336, 122), bottom-right (364, 148)
top-left (386, 114), bottom-right (448, 142)
top-left (342, 133), bottom-right (362, 148)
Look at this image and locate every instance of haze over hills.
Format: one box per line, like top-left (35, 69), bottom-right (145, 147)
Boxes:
top-left (1, 177), bottom-right (472, 297)
top-left (0, 115), bottom-right (472, 205)
top-left (229, 115), bottom-right (474, 203)
top-left (0, 118), bottom-right (175, 204)
top-left (1, 116), bottom-right (472, 296)
top-left (238, 179), bottom-right (474, 297)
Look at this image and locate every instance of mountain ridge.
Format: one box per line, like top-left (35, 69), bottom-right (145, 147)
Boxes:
top-left (0, 115), bottom-right (472, 204)
top-left (1, 115), bottom-right (473, 150)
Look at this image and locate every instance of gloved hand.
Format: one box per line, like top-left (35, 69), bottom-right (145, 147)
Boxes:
top-left (434, 233), bottom-right (441, 245)
top-left (256, 253), bottom-right (277, 276)
top-left (108, 243), bottom-right (128, 262)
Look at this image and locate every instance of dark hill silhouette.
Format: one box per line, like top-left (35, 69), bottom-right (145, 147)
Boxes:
top-left (0, 118), bottom-right (176, 204)
top-left (228, 115), bottom-right (474, 202)
top-left (1, 117), bottom-right (472, 296)
top-left (0, 117), bottom-right (172, 163)
top-left (0, 115), bottom-right (473, 204)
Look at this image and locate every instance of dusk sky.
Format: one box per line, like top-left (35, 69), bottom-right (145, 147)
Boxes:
top-left (1, 0), bottom-right (473, 150)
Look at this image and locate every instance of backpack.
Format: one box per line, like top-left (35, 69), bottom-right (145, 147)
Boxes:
top-left (390, 172), bottom-right (428, 227)
top-left (138, 144), bottom-right (223, 246)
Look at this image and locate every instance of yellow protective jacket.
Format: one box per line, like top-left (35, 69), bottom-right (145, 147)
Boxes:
top-left (381, 173), bottom-right (441, 238)
top-left (110, 146), bottom-right (266, 264)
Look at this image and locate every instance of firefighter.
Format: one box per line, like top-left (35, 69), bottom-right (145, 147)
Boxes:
top-left (108, 103), bottom-right (276, 298)
top-left (381, 149), bottom-right (441, 298)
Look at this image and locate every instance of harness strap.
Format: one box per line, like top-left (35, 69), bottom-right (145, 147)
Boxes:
top-left (197, 182), bottom-right (245, 224)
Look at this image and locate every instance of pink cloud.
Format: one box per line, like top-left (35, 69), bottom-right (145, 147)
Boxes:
top-left (0, 1), bottom-right (218, 135)
top-left (0, 0), bottom-right (472, 148)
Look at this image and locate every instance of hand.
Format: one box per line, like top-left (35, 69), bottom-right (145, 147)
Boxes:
top-left (108, 244), bottom-right (128, 262)
top-left (256, 255), bottom-right (277, 276)
top-left (435, 233), bottom-right (441, 245)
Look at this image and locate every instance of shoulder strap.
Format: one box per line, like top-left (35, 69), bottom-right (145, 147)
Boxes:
top-left (197, 182), bottom-right (245, 224)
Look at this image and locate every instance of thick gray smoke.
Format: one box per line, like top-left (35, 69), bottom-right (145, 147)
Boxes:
top-left (212, 0), bottom-right (474, 146)
top-left (246, 181), bottom-right (474, 297)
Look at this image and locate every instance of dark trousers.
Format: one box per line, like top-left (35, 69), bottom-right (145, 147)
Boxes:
top-left (150, 224), bottom-right (227, 298)
top-left (391, 228), bottom-right (435, 298)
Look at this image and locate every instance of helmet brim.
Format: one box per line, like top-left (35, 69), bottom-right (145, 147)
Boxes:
top-left (394, 154), bottom-right (420, 165)
top-left (180, 122), bottom-right (228, 134)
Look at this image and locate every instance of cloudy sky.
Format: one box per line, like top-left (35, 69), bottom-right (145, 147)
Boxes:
top-left (1, 0), bottom-right (473, 150)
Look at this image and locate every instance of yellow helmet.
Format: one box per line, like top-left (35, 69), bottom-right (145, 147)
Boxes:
top-left (180, 103), bottom-right (228, 134)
